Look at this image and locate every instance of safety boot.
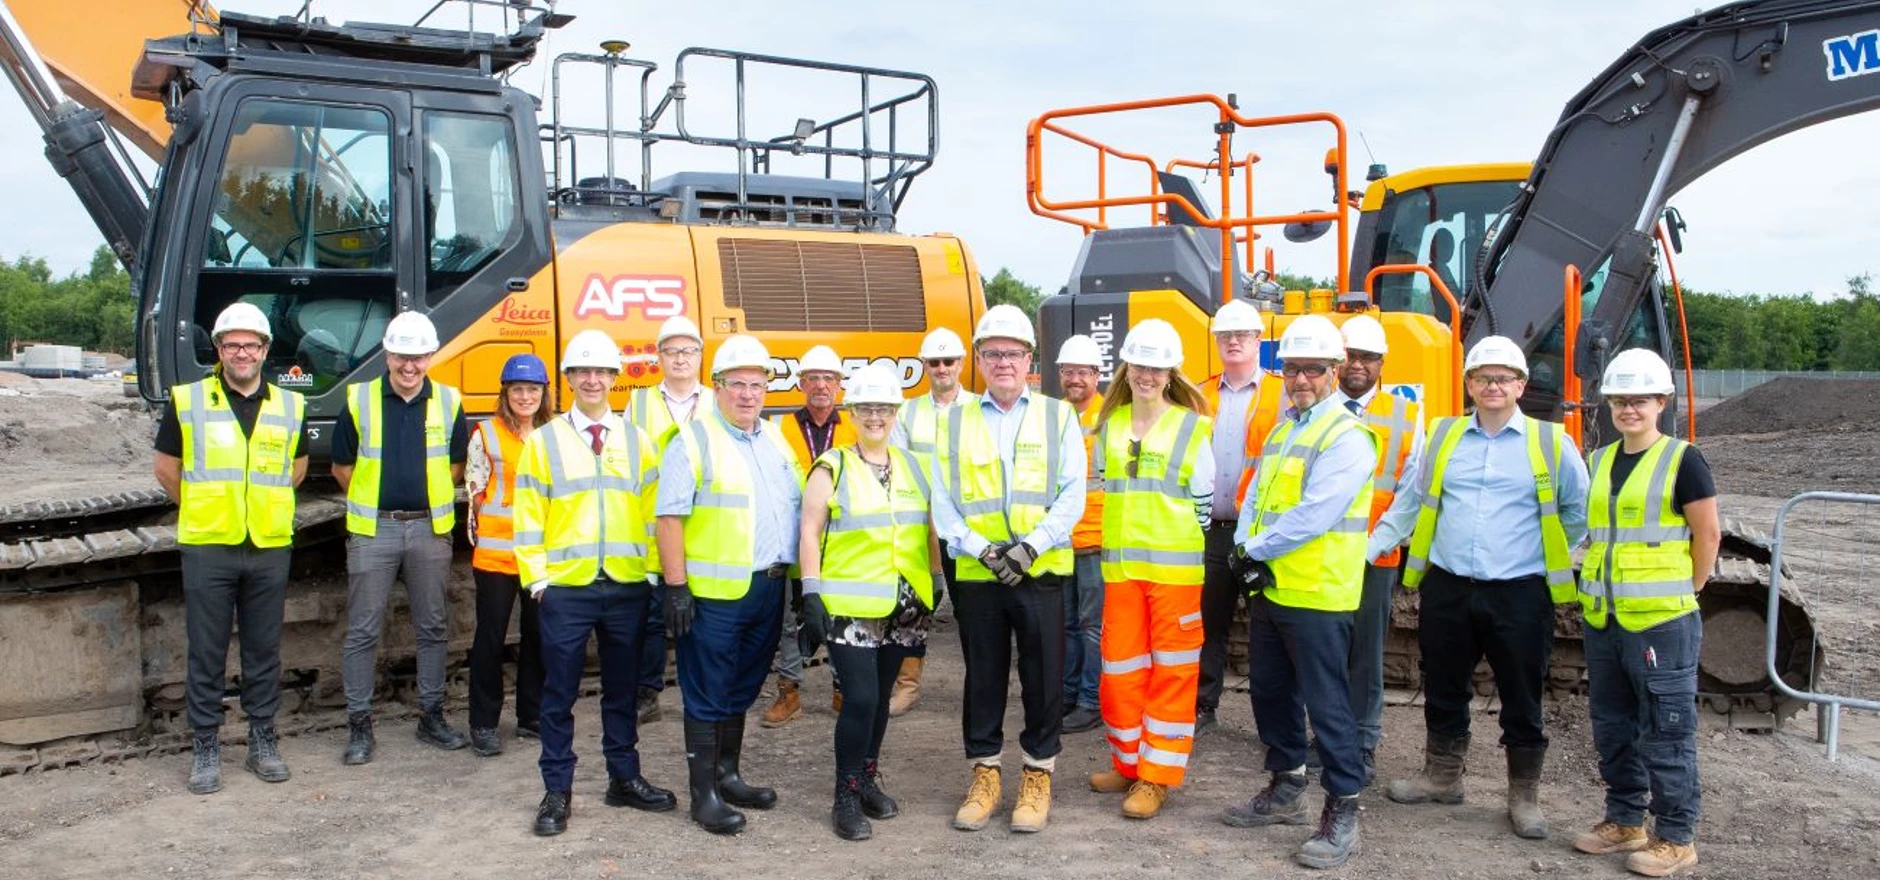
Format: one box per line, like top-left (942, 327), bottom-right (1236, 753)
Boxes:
top-left (1088, 768), bottom-right (1134, 793)
top-left (832, 774), bottom-right (873, 841)
top-left (1505, 745), bottom-right (1548, 839)
top-left (187, 730), bottom-right (222, 795)
top-left (469, 727), bottom-right (502, 757)
top-left (683, 716), bottom-right (745, 835)
top-left (636, 686), bottom-right (662, 724)
top-left (342, 711), bottom-right (375, 766)
top-left (1121, 780), bottom-right (1169, 819)
top-left (1295, 794), bottom-right (1362, 869)
top-left (714, 716), bottom-right (777, 809)
top-left (1009, 767), bottom-right (1053, 833)
top-left (415, 703), bottom-right (468, 750)
top-left (859, 759), bottom-right (898, 819)
top-left (1222, 770), bottom-right (1310, 827)
top-left (1386, 732), bottom-right (1468, 805)
top-left (1626, 838), bottom-right (1698, 877)
top-left (244, 721), bottom-right (291, 783)
top-left (951, 763), bottom-right (1002, 831)
top-left (760, 678), bottom-right (801, 728)
top-left (887, 656), bottom-right (924, 716)
top-left (1574, 820), bottom-right (1649, 855)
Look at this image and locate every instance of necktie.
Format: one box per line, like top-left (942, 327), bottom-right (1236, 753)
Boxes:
top-left (1345, 399), bottom-right (1363, 416)
top-left (586, 424), bottom-right (604, 455)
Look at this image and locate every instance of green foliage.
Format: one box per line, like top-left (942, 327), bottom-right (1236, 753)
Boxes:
top-left (0, 247), bottom-right (134, 356)
top-left (1678, 273), bottom-right (1878, 371)
top-left (983, 267), bottom-right (1045, 318)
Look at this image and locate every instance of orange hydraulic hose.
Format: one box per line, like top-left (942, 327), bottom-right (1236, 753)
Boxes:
top-left (1655, 227), bottom-right (1698, 440)
top-left (1563, 265), bottom-right (1584, 449)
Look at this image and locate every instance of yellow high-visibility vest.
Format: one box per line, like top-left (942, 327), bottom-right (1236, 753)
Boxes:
top-left (1248, 410), bottom-right (1376, 611)
top-left (938, 395), bottom-right (1078, 581)
top-left (1094, 404), bottom-right (1209, 585)
top-left (897, 390), bottom-right (978, 463)
top-left (623, 383), bottom-right (712, 450)
top-left (512, 414), bottom-right (658, 588)
top-left (174, 378), bottom-right (303, 548)
top-left (1580, 436), bottom-right (1698, 632)
top-left (675, 415), bottom-right (804, 599)
top-left (1403, 414), bottom-right (1575, 600)
top-left (343, 378), bottom-right (461, 536)
top-left (814, 446), bottom-right (934, 618)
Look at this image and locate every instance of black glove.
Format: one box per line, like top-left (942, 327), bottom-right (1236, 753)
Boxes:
top-left (665, 582), bottom-right (695, 639)
top-left (1002, 542), bottom-right (1039, 577)
top-left (800, 585), bottom-right (833, 646)
top-left (981, 543), bottom-right (1023, 587)
top-left (1230, 547), bottom-right (1274, 595)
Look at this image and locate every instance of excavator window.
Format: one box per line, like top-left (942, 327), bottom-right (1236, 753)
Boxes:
top-left (421, 111), bottom-right (521, 306)
top-left (1369, 181), bottom-right (1521, 320)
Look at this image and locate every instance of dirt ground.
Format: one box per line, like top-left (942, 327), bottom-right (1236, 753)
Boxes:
top-left (2, 376), bottom-right (1878, 879)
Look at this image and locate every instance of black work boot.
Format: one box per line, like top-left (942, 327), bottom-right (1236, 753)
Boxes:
top-left (1305, 736), bottom-right (1324, 773)
top-left (606, 774), bottom-right (677, 812)
top-left (832, 773), bottom-right (873, 841)
top-left (637, 687), bottom-right (662, 724)
top-left (1221, 771), bottom-right (1310, 827)
top-left (415, 703), bottom-right (468, 750)
top-left (1360, 748), bottom-right (1376, 788)
top-left (245, 720), bottom-right (291, 783)
top-left (684, 716), bottom-right (745, 835)
top-left (343, 712), bottom-right (375, 766)
top-left (859, 759), bottom-right (899, 820)
top-left (533, 791), bottom-right (570, 837)
top-left (470, 726), bottom-right (502, 757)
top-left (188, 730), bottom-right (222, 795)
top-left (1295, 794), bottom-right (1362, 869)
top-left (1506, 745), bottom-right (1549, 839)
top-left (715, 716), bottom-right (777, 809)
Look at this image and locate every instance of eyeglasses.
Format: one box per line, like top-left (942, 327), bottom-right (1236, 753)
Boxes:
top-left (851, 404), bottom-right (897, 419)
top-left (978, 348), bottom-right (1031, 364)
top-left (1125, 439), bottom-right (1142, 479)
top-left (924, 358), bottom-right (959, 369)
top-left (721, 379), bottom-right (769, 395)
top-left (1280, 363), bottom-right (1331, 378)
top-left (219, 341), bottom-right (265, 355)
top-left (1607, 397), bottom-right (1659, 411)
top-left (1468, 373), bottom-right (1524, 388)
top-left (659, 346), bottom-right (701, 358)
top-left (1215, 330), bottom-right (1258, 343)
top-left (1349, 352), bottom-right (1384, 365)
top-left (1058, 366), bottom-right (1098, 379)
top-left (800, 373), bottom-right (841, 386)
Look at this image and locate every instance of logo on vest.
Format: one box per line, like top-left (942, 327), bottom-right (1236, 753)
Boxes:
top-left (574, 275), bottom-right (688, 320)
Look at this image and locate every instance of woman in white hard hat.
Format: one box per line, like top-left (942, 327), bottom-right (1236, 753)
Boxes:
top-left (1085, 318), bottom-right (1215, 820)
top-left (798, 362), bottom-right (944, 841)
top-left (1570, 349), bottom-right (1718, 878)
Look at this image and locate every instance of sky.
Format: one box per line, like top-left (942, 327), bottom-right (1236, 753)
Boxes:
top-left (1, 0), bottom-right (1875, 299)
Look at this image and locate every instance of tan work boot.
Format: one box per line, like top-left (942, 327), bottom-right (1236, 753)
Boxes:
top-left (832, 689), bottom-right (843, 714)
top-left (761, 678), bottom-right (801, 728)
top-left (1009, 767), bottom-right (1053, 833)
top-left (951, 764), bottom-right (1002, 831)
top-left (1121, 780), bottom-right (1169, 819)
top-left (1626, 838), bottom-right (1698, 877)
top-left (1088, 768), bottom-right (1134, 793)
top-left (1574, 820), bottom-right (1649, 855)
top-left (1387, 732), bottom-right (1469, 805)
top-left (887, 656), bottom-right (924, 717)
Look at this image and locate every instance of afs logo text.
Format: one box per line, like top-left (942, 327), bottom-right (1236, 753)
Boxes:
top-left (1825, 29), bottom-right (1880, 81)
top-left (575, 274), bottom-right (687, 320)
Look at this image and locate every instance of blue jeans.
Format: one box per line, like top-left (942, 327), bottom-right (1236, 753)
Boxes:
top-left (1063, 552), bottom-right (1104, 710)
top-left (537, 579), bottom-right (650, 791)
top-left (1347, 563), bottom-right (1397, 751)
top-left (1585, 611), bottom-right (1703, 844)
top-left (678, 572), bottom-right (786, 722)
top-left (1248, 592), bottom-right (1364, 797)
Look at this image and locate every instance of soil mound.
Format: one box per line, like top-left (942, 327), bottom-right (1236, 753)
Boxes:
top-left (1695, 377), bottom-right (1880, 437)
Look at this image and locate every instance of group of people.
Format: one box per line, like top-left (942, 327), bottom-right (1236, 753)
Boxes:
top-left (157, 296), bottom-right (1717, 876)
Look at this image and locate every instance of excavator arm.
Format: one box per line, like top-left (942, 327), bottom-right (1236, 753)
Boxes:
top-left (1474, 0), bottom-right (1880, 381)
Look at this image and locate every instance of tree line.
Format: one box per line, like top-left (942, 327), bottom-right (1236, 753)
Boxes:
top-left (0, 247), bottom-right (134, 357)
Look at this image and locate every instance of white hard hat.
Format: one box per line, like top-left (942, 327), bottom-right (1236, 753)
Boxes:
top-left (711, 333), bottom-right (772, 377)
top-left (1276, 315), bottom-right (1345, 362)
top-left (1056, 334), bottom-right (1103, 368)
top-left (1119, 319), bottom-right (1183, 369)
top-left (562, 329), bottom-right (623, 372)
top-left (844, 362), bottom-right (905, 406)
top-left (656, 315), bottom-right (702, 347)
top-left (973, 304), bottom-right (1036, 348)
top-left (919, 327), bottom-right (967, 360)
top-left (1601, 348), bottom-right (1675, 396)
top-left (382, 311), bottom-right (441, 356)
top-left (800, 344), bottom-right (843, 376)
top-left (1464, 335), bottom-right (1529, 377)
top-left (1212, 299), bottom-right (1263, 334)
top-left (1341, 314), bottom-right (1389, 355)
top-left (212, 302), bottom-right (271, 344)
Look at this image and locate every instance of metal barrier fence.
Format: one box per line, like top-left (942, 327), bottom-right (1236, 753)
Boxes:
top-left (1768, 491), bottom-right (1880, 762)
top-left (1687, 369), bottom-right (1880, 398)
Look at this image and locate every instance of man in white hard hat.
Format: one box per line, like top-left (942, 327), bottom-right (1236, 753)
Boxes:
top-left (1220, 315), bottom-right (1376, 869)
top-left (331, 310), bottom-right (472, 765)
top-left (517, 329), bottom-right (673, 837)
top-left (624, 314), bottom-right (716, 725)
top-left (1370, 335), bottom-right (1589, 841)
top-left (935, 304), bottom-right (1085, 834)
top-left (1196, 298), bottom-right (1277, 734)
top-left (1328, 313), bottom-right (1423, 784)
top-left (886, 326), bottom-right (977, 717)
top-left (153, 302), bottom-right (309, 795)
top-left (656, 333), bottom-right (804, 835)
top-left (1054, 334), bottom-right (1107, 735)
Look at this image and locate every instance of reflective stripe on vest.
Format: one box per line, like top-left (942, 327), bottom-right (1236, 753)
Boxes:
top-left (1580, 437), bottom-right (1698, 632)
top-left (344, 378), bottom-right (460, 536)
top-left (624, 384), bottom-right (711, 450)
top-left (814, 446), bottom-right (935, 617)
top-left (1249, 409), bottom-right (1375, 612)
top-left (897, 390), bottom-right (977, 458)
top-left (471, 419), bottom-right (524, 573)
top-left (174, 378), bottom-right (304, 548)
top-left (678, 416), bottom-right (804, 599)
top-left (940, 395), bottom-right (1077, 580)
top-left (1402, 414), bottom-right (1575, 598)
top-left (1362, 393), bottom-right (1421, 567)
top-left (1094, 404), bottom-right (1209, 585)
top-left (511, 415), bottom-right (656, 588)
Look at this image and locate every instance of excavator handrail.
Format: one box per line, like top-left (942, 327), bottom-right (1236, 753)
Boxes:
top-left (1165, 153), bottom-right (1261, 269)
top-left (1655, 224), bottom-right (1699, 441)
top-left (1364, 263), bottom-right (1464, 412)
top-left (1563, 264), bottom-right (1585, 448)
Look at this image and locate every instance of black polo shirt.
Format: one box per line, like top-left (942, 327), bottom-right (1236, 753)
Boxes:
top-left (153, 375), bottom-right (309, 458)
top-left (329, 377), bottom-right (470, 513)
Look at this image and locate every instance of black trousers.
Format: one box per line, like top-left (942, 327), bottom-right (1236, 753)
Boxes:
top-left (181, 543), bottom-right (290, 732)
top-left (468, 568), bottom-right (543, 730)
top-left (952, 575), bottom-right (1066, 763)
top-left (827, 641), bottom-right (912, 777)
top-left (1418, 566), bottom-right (1554, 748)
top-left (1196, 521), bottom-right (1241, 711)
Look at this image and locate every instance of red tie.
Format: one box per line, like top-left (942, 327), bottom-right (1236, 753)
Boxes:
top-left (586, 424), bottom-right (604, 455)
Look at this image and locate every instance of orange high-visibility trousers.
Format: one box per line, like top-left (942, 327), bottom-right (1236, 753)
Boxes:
top-left (1099, 579), bottom-right (1203, 786)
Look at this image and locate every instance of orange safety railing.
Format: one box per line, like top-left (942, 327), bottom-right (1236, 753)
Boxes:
top-left (1025, 94), bottom-right (1350, 308)
top-left (1363, 265), bottom-right (1463, 414)
top-left (1165, 153), bottom-right (1260, 269)
top-left (1654, 226), bottom-right (1698, 440)
top-left (1562, 264), bottom-right (1585, 448)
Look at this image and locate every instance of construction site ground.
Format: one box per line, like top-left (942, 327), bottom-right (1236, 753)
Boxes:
top-left (1, 374), bottom-right (1877, 879)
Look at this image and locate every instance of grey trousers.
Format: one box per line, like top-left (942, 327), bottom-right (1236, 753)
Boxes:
top-left (1348, 562), bottom-right (1398, 751)
top-left (342, 520), bottom-right (454, 713)
top-left (182, 543), bottom-right (291, 732)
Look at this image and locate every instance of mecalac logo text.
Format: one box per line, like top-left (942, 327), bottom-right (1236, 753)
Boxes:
top-left (575, 274), bottom-right (688, 320)
top-left (1825, 29), bottom-right (1880, 81)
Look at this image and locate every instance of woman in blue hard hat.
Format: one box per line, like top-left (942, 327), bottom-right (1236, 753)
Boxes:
top-left (464, 352), bottom-right (554, 756)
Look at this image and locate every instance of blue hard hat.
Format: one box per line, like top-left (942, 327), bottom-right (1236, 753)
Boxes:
top-left (500, 353), bottom-right (550, 385)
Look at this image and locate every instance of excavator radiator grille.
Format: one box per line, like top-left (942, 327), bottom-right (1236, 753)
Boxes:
top-left (717, 238), bottom-right (928, 332)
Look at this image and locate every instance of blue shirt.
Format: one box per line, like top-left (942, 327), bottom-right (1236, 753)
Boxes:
top-left (1209, 372), bottom-right (1261, 520)
top-left (930, 389), bottom-right (1087, 559)
top-left (656, 410), bottom-right (803, 568)
top-left (1235, 395), bottom-right (1376, 561)
top-left (1368, 412), bottom-right (1589, 581)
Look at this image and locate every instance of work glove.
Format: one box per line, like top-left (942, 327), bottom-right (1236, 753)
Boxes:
top-left (929, 569), bottom-right (949, 611)
top-left (1001, 542), bottom-right (1039, 577)
top-left (665, 582), bottom-right (695, 640)
top-left (800, 582), bottom-right (833, 646)
top-left (981, 543), bottom-right (1023, 587)
top-left (1229, 546), bottom-right (1274, 595)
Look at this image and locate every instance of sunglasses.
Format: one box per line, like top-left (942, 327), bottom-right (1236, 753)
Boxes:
top-left (925, 358), bottom-right (960, 369)
top-left (1126, 439), bottom-right (1142, 479)
top-left (1281, 363), bottom-right (1331, 378)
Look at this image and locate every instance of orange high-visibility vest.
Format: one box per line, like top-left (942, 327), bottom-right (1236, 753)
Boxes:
top-left (1201, 373), bottom-right (1281, 510)
top-left (471, 418), bottom-right (525, 575)
top-left (771, 410), bottom-right (859, 472)
top-left (1359, 392), bottom-right (1421, 567)
top-left (1071, 394), bottom-right (1104, 552)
